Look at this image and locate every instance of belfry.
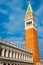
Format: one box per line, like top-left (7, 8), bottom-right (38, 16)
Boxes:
top-left (25, 1), bottom-right (40, 65)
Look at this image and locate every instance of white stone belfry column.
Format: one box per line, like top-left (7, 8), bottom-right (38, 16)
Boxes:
top-left (1, 48), bottom-right (5, 57)
top-left (9, 50), bottom-right (12, 58)
top-left (6, 49), bottom-right (9, 57)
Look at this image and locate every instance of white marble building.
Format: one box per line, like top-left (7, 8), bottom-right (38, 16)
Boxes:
top-left (0, 40), bottom-right (33, 65)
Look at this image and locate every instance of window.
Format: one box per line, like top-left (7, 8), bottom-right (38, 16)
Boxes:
top-left (26, 21), bottom-right (32, 25)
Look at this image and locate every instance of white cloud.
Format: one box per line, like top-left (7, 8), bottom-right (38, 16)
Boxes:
top-left (38, 26), bottom-right (43, 35)
top-left (35, 3), bottom-right (43, 24)
top-left (0, 0), bottom-right (25, 46)
top-left (3, 37), bottom-right (25, 48)
top-left (38, 39), bottom-right (43, 55)
top-left (2, 8), bottom-right (25, 34)
top-left (0, 36), bottom-right (2, 40)
top-left (0, 8), bottom-right (8, 15)
top-left (35, 3), bottom-right (43, 58)
top-left (35, 4), bottom-right (43, 16)
top-left (0, 0), bottom-right (5, 3)
top-left (35, 3), bottom-right (43, 38)
top-left (0, 0), bottom-right (22, 11)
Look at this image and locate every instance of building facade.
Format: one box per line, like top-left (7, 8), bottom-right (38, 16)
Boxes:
top-left (0, 41), bottom-right (33, 65)
top-left (25, 2), bottom-right (40, 65)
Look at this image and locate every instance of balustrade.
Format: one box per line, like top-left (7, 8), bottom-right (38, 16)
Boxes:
top-left (0, 47), bottom-right (33, 62)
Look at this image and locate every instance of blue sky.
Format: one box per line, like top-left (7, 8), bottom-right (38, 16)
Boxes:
top-left (0, 0), bottom-right (43, 58)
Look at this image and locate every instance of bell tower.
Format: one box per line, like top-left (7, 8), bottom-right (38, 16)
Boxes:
top-left (25, 1), bottom-right (40, 65)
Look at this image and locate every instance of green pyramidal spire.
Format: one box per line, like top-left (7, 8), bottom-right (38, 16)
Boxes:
top-left (26, 1), bottom-right (33, 14)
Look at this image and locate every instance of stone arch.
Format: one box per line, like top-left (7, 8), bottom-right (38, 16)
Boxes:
top-left (15, 64), bottom-right (17, 65)
top-left (8, 50), bottom-right (10, 57)
top-left (12, 64), bottom-right (13, 65)
top-left (18, 64), bottom-right (19, 65)
top-left (8, 63), bottom-right (10, 65)
top-left (3, 63), bottom-right (6, 65)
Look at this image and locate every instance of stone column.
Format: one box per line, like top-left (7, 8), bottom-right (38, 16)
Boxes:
top-left (6, 49), bottom-right (9, 57)
top-left (13, 52), bottom-right (15, 59)
top-left (9, 51), bottom-right (12, 58)
top-left (26, 55), bottom-right (27, 60)
top-left (19, 53), bottom-right (21, 59)
top-left (10, 64), bottom-right (12, 65)
top-left (14, 64), bottom-right (15, 65)
top-left (26, 55), bottom-right (28, 61)
top-left (1, 48), bottom-right (5, 57)
top-left (28, 56), bottom-right (30, 61)
top-left (24, 54), bottom-right (25, 60)
top-left (31, 56), bottom-right (33, 62)
top-left (22, 54), bottom-right (23, 60)
top-left (16, 52), bottom-right (18, 59)
top-left (30, 56), bottom-right (33, 62)
top-left (6, 63), bottom-right (8, 65)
